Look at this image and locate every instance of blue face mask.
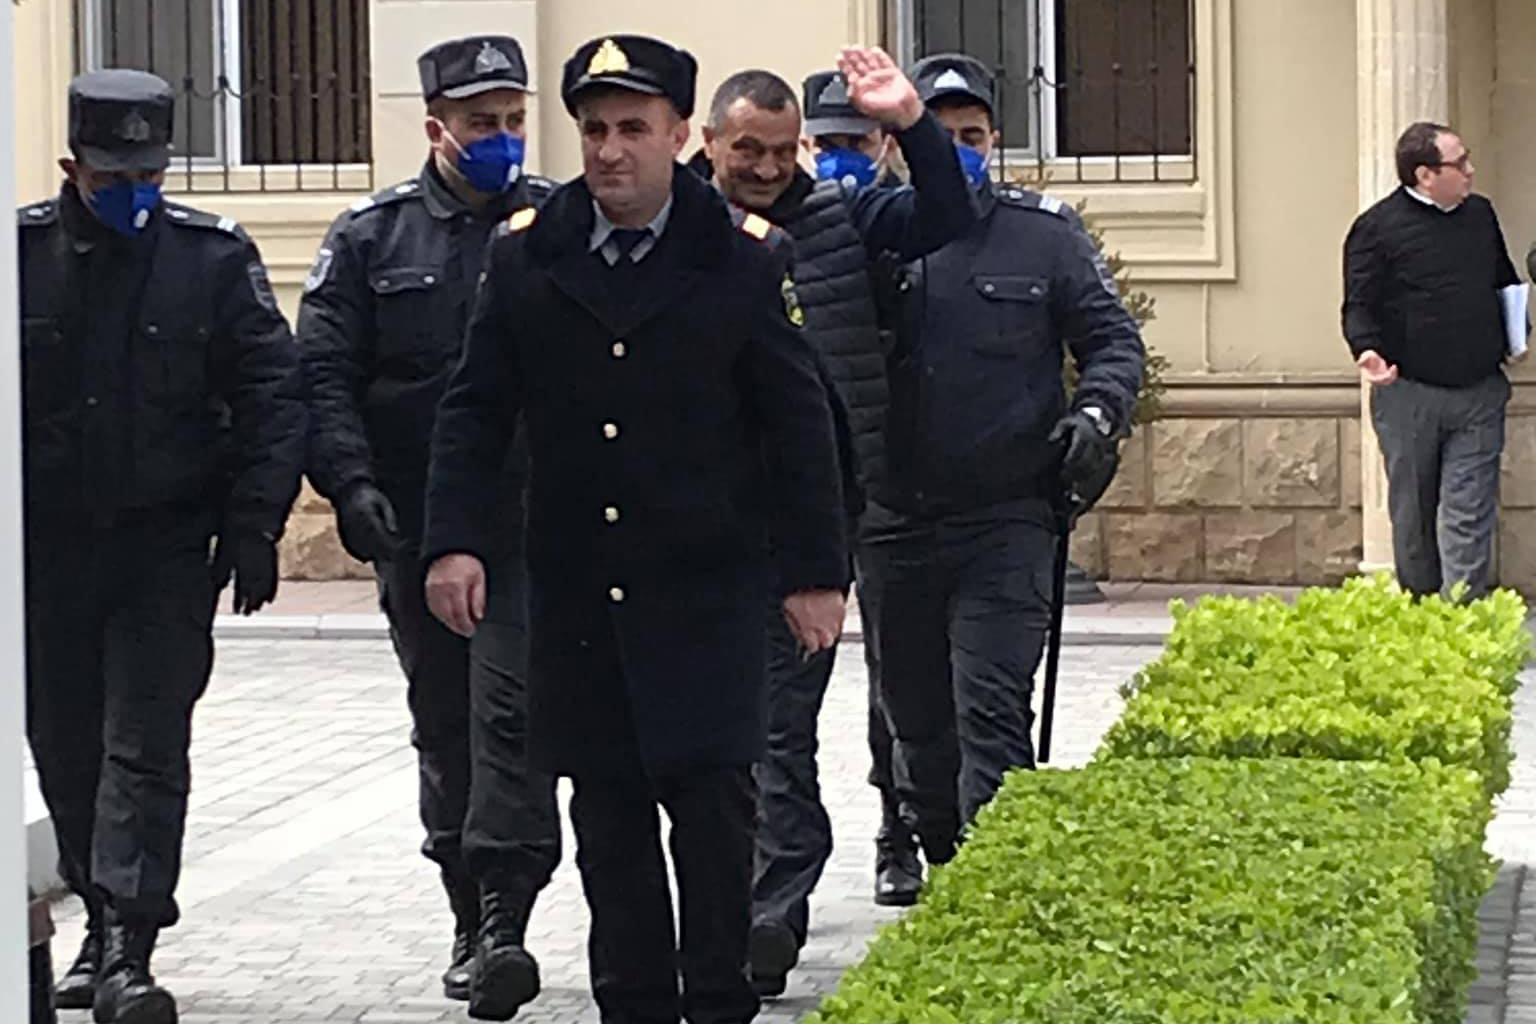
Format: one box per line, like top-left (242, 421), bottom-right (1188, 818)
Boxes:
top-left (87, 179), bottom-right (162, 237)
top-left (955, 143), bottom-right (990, 188)
top-left (448, 129), bottom-right (524, 194)
top-left (815, 148), bottom-right (878, 191)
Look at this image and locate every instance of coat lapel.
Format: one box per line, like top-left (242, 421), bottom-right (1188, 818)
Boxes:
top-left (529, 168), bottom-right (732, 338)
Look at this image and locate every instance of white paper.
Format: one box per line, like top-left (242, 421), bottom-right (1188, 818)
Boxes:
top-left (1500, 282), bottom-right (1530, 359)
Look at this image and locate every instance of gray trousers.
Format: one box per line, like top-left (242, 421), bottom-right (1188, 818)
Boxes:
top-left (1370, 372), bottom-right (1510, 599)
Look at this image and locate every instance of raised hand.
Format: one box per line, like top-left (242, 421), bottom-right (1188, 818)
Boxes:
top-left (837, 46), bottom-right (924, 131)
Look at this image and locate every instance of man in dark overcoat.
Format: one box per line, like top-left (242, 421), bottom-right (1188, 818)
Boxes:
top-left (422, 34), bottom-right (849, 1024)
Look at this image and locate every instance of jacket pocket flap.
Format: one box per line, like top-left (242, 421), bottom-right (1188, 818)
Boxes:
top-left (369, 266), bottom-right (441, 295)
top-left (973, 274), bottom-right (1048, 303)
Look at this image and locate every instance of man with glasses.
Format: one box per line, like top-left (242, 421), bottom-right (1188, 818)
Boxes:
top-left (1344, 121), bottom-right (1521, 599)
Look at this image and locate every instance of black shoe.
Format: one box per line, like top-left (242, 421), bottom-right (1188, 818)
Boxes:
top-left (748, 919), bottom-right (799, 999)
top-left (874, 803), bottom-right (925, 907)
top-left (55, 910), bottom-right (104, 1010)
top-left (468, 888), bottom-right (541, 1021)
top-left (441, 871), bottom-right (480, 1002)
top-left (874, 846), bottom-right (923, 907)
top-left (91, 916), bottom-right (176, 1024)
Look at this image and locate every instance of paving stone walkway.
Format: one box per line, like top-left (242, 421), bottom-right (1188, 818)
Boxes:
top-left (43, 636), bottom-right (1536, 1022)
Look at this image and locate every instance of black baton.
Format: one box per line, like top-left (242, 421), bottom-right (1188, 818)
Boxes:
top-left (1037, 501), bottom-right (1073, 765)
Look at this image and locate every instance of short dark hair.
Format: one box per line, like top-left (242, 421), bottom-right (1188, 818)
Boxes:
top-left (1396, 121), bottom-right (1452, 187)
top-left (707, 70), bottom-right (799, 129)
top-left (928, 93), bottom-right (993, 129)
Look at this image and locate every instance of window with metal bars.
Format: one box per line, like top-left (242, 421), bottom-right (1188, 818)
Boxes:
top-left (895, 0), bottom-right (1196, 182)
top-left (74, 0), bottom-right (373, 192)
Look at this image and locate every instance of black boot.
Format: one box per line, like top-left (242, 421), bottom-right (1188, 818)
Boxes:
top-left (441, 871), bottom-right (480, 1002)
top-left (748, 918), bottom-right (799, 998)
top-left (468, 888), bottom-right (540, 1021)
top-left (874, 796), bottom-right (924, 908)
top-left (91, 915), bottom-right (175, 1024)
top-left (54, 901), bottom-right (104, 1011)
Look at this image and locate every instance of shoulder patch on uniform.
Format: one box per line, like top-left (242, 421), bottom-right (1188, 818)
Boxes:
top-left (17, 201), bottom-right (58, 226)
top-left (507, 207), bottom-right (538, 232)
top-left (741, 213), bottom-right (772, 240)
top-left (304, 247), bottom-right (335, 293)
top-left (247, 261), bottom-right (280, 313)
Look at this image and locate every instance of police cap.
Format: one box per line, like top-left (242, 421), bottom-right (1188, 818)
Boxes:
top-left (68, 69), bottom-right (174, 173)
top-left (418, 36), bottom-right (530, 103)
top-left (911, 53), bottom-right (995, 116)
top-left (562, 35), bottom-right (698, 119)
top-left (802, 71), bottom-right (878, 139)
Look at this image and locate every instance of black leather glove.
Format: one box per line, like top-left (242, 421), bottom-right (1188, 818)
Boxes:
top-left (1048, 406), bottom-right (1121, 518)
top-left (336, 482), bottom-right (402, 563)
top-left (211, 533), bottom-right (279, 616)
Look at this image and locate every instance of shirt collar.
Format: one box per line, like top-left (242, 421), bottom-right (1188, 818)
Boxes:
top-left (590, 197), bottom-right (674, 265)
top-left (1405, 185), bottom-right (1462, 213)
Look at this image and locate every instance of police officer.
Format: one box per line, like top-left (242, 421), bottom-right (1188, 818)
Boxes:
top-left (423, 34), bottom-right (849, 1024)
top-left (693, 54), bottom-right (974, 995)
top-left (18, 69), bottom-right (305, 1024)
top-left (861, 54), bottom-right (1144, 864)
top-left (297, 35), bottom-right (561, 1016)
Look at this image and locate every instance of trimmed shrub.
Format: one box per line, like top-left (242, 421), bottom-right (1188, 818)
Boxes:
top-left (1097, 576), bottom-right (1528, 795)
top-left (806, 758), bottom-right (1493, 1024)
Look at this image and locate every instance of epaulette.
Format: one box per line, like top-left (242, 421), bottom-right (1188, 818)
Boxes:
top-left (346, 179), bottom-right (423, 216)
top-left (522, 174), bottom-right (557, 206)
top-left (17, 200), bottom-right (58, 227)
top-left (162, 201), bottom-right (250, 241)
top-left (732, 208), bottom-right (789, 249)
top-left (504, 207), bottom-right (538, 233)
top-left (996, 185), bottom-right (1067, 215)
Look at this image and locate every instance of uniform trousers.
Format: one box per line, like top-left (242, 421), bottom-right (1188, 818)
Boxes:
top-left (858, 500), bottom-right (1056, 857)
top-left (25, 509), bottom-right (219, 927)
top-left (376, 545), bottom-right (559, 894)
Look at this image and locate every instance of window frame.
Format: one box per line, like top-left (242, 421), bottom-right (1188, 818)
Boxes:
top-left (75, 0), bottom-right (373, 188)
top-left (890, 0), bottom-right (1197, 181)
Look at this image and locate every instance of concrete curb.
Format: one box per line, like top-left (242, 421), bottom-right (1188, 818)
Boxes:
top-left (214, 612), bottom-right (1174, 646)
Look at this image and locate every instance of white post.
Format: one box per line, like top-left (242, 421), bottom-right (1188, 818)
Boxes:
top-left (0, 0), bottom-right (34, 1016)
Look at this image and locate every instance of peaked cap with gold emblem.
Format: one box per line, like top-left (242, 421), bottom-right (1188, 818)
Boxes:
top-left (561, 35), bottom-right (698, 119)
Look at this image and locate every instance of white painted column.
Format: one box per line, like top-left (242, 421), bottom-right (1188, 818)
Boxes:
top-left (1, 0), bottom-right (35, 1016)
top-left (1355, 0), bottom-right (1449, 573)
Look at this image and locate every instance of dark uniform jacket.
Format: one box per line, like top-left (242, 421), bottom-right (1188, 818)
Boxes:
top-left (424, 167), bottom-right (848, 778)
top-left (872, 182), bottom-right (1144, 522)
top-left (17, 185), bottom-right (304, 540)
top-left (1343, 189), bottom-right (1518, 389)
top-left (298, 161), bottom-right (555, 543)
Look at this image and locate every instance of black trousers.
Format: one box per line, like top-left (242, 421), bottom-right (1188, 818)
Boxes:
top-left (854, 560), bottom-right (899, 815)
top-left (377, 548), bottom-right (559, 894)
top-left (859, 503), bottom-right (1055, 853)
top-left (571, 765), bottom-right (759, 1024)
top-left (25, 513), bottom-right (218, 927)
top-left (750, 606), bottom-right (836, 946)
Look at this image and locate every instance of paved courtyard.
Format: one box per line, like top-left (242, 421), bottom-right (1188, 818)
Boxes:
top-left (43, 635), bottom-right (1536, 1023)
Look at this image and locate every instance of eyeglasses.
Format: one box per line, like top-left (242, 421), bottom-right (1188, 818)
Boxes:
top-left (1430, 151), bottom-right (1473, 173)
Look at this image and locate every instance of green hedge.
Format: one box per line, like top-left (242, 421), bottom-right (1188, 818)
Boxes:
top-left (806, 758), bottom-right (1494, 1024)
top-left (1096, 576), bottom-right (1529, 795)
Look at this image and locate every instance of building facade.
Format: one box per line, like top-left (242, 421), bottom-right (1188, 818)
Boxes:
top-left (12, 0), bottom-right (1536, 590)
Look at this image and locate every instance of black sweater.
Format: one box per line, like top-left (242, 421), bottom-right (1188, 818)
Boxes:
top-left (1342, 189), bottom-right (1518, 388)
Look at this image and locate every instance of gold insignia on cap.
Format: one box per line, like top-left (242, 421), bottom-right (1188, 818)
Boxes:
top-left (507, 207), bottom-right (538, 232)
top-left (781, 273), bottom-right (805, 328)
top-left (588, 38), bottom-right (631, 77)
top-left (741, 214), bottom-right (771, 241)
